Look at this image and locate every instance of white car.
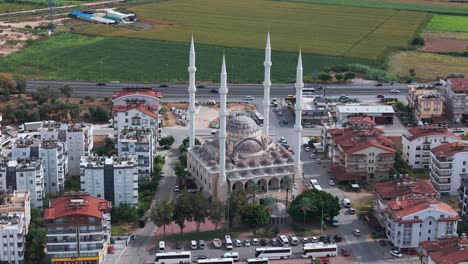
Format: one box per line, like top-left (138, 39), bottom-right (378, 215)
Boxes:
top-left (302, 237), bottom-right (309, 244)
top-left (391, 250), bottom-right (403, 258)
top-left (278, 111), bottom-right (283, 116)
top-left (234, 239), bottom-right (242, 247)
top-left (390, 89), bottom-right (400, 93)
top-left (328, 179), bottom-right (335, 186)
top-left (316, 158), bottom-right (321, 164)
top-left (252, 238), bottom-right (259, 245)
top-left (274, 108), bottom-right (280, 112)
top-left (280, 137), bottom-right (286, 142)
top-left (353, 229), bottom-right (361, 236)
top-left (245, 96), bottom-right (254, 100)
top-left (305, 146), bottom-right (311, 152)
top-left (310, 154), bottom-right (316, 159)
top-left (244, 239), bottom-right (251, 247)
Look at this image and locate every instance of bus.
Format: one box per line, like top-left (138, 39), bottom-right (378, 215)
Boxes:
top-left (301, 243), bottom-right (338, 258)
top-left (225, 235), bottom-right (233, 250)
top-left (303, 88), bottom-right (315, 97)
top-left (246, 258), bottom-right (269, 264)
top-left (252, 112), bottom-right (264, 126)
top-left (255, 247), bottom-right (292, 260)
top-left (198, 258), bottom-right (234, 264)
top-left (154, 251), bottom-right (191, 264)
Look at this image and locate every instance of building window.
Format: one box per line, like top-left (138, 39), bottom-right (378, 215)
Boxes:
top-left (414, 216), bottom-right (419, 220)
top-left (464, 161), bottom-right (466, 165)
top-left (428, 230), bottom-right (431, 234)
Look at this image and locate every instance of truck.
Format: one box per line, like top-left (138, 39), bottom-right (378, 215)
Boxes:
top-left (19, 121), bottom-right (43, 132)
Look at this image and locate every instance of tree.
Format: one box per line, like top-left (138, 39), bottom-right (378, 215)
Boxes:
top-left (246, 183), bottom-right (261, 203)
top-left (208, 200), bottom-right (225, 230)
top-left (229, 190), bottom-right (249, 227)
top-left (308, 137), bottom-right (318, 146)
top-left (150, 200), bottom-right (174, 238)
top-left (0, 72), bottom-right (16, 98)
top-left (288, 190), bottom-right (340, 224)
top-left (242, 203), bottom-right (269, 235)
top-left (24, 208), bottom-right (46, 263)
top-left (297, 197), bottom-right (315, 225)
top-left (16, 79), bottom-right (27, 97)
top-left (59, 84), bottom-right (73, 101)
top-left (88, 105), bottom-right (110, 122)
top-left (173, 190), bottom-right (192, 234)
top-left (280, 176), bottom-right (295, 206)
top-left (159, 136), bottom-right (175, 149)
top-left (191, 193), bottom-right (209, 232)
top-left (409, 68), bottom-right (416, 77)
top-left (32, 87), bottom-right (58, 104)
top-left (343, 71), bottom-right (356, 80)
top-left (1, 105), bottom-right (15, 121)
top-left (174, 162), bottom-right (189, 188)
top-left (318, 72), bottom-right (332, 82)
top-left (335, 73), bottom-right (344, 81)
top-left (411, 36), bottom-right (425, 46)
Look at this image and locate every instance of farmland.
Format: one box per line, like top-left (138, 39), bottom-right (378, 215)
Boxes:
top-left (0, 2), bottom-right (38, 13)
top-left (0, 33), bottom-right (374, 83)
top-left (73, 0), bottom-right (429, 60)
top-left (427, 15), bottom-right (468, 32)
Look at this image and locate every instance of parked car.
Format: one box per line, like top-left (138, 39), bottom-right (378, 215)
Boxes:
top-left (353, 229), bottom-right (361, 236)
top-left (310, 237), bottom-right (318, 243)
top-left (310, 154), bottom-right (316, 159)
top-left (319, 236), bottom-right (327, 243)
top-left (245, 96), bottom-right (254, 100)
top-left (260, 239), bottom-right (268, 246)
top-left (328, 179), bottom-right (335, 186)
top-left (391, 250), bottom-right (403, 258)
top-left (334, 235), bottom-right (342, 242)
top-left (302, 237), bottom-right (309, 244)
top-left (390, 89), bottom-right (400, 93)
top-left (271, 238), bottom-right (278, 246)
top-left (160, 171), bottom-right (165, 177)
top-left (234, 239), bottom-right (242, 247)
top-left (379, 240), bottom-right (387, 247)
top-left (278, 111), bottom-right (283, 116)
top-left (175, 242), bottom-right (182, 249)
top-left (341, 247), bottom-right (350, 256)
top-left (194, 255), bottom-right (208, 263)
top-left (347, 208), bottom-right (356, 214)
top-left (326, 235), bottom-right (335, 244)
top-left (252, 238), bottom-right (259, 246)
top-left (274, 108), bottom-right (280, 112)
top-left (213, 238), bottom-right (222, 248)
top-left (174, 186), bottom-right (180, 192)
top-left (289, 236), bottom-right (299, 246)
top-left (339, 94), bottom-right (349, 99)
top-left (244, 239), bottom-right (251, 247)
top-left (316, 158), bottom-right (321, 164)
top-left (280, 137), bottom-right (286, 143)
top-left (453, 128), bottom-right (464, 133)
top-left (305, 146), bottom-right (311, 152)
top-left (210, 89), bottom-right (219, 93)
top-left (191, 240), bottom-right (198, 250)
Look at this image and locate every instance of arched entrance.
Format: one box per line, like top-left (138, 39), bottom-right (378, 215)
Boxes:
top-left (232, 181), bottom-right (244, 191)
top-left (268, 178), bottom-right (280, 191)
top-left (257, 178), bottom-right (268, 192)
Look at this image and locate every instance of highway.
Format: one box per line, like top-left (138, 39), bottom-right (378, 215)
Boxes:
top-left (26, 80), bottom-right (408, 99)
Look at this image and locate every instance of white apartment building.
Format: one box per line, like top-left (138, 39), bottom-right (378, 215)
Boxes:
top-left (461, 175), bottom-right (468, 223)
top-left (12, 138), bottom-right (67, 193)
top-left (80, 155), bottom-right (138, 206)
top-left (117, 127), bottom-right (154, 179)
top-left (0, 159), bottom-right (44, 208)
top-left (402, 127), bottom-right (460, 169)
top-left (44, 193), bottom-right (111, 264)
top-left (0, 190), bottom-right (30, 264)
top-left (385, 198), bottom-right (459, 250)
top-left (430, 142), bottom-right (468, 196)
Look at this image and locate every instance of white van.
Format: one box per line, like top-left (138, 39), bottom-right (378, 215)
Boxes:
top-left (190, 240), bottom-right (198, 250)
top-left (158, 241), bottom-right (165, 252)
top-left (279, 235), bottom-right (289, 246)
top-left (342, 198), bottom-right (352, 208)
top-left (223, 252), bottom-right (239, 261)
top-left (332, 216), bottom-right (339, 227)
top-left (289, 236), bottom-right (299, 246)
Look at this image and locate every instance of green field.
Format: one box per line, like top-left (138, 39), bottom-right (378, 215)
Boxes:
top-left (276, 0), bottom-right (468, 15)
top-left (0, 33), bottom-right (375, 83)
top-left (0, 2), bottom-right (39, 12)
top-left (73, 0), bottom-right (429, 60)
top-left (427, 15), bottom-right (468, 32)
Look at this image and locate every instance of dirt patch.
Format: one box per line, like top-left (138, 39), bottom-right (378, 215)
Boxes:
top-left (422, 35), bottom-right (468, 53)
top-left (68, 97), bottom-right (112, 123)
top-left (342, 190), bottom-right (373, 205)
top-left (93, 135), bottom-right (108, 149)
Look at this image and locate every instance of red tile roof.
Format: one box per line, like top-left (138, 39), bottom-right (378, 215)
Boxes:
top-left (374, 179), bottom-right (439, 200)
top-left (421, 237), bottom-right (468, 264)
top-left (44, 194), bottom-right (111, 220)
top-left (343, 140), bottom-right (395, 154)
top-left (347, 116), bottom-right (376, 126)
top-left (448, 78), bottom-right (468, 93)
top-left (112, 104), bottom-right (159, 119)
top-left (406, 127), bottom-right (454, 141)
top-left (330, 165), bottom-right (362, 182)
top-left (386, 199), bottom-right (458, 222)
top-left (113, 89), bottom-right (163, 100)
top-left (431, 142), bottom-right (468, 158)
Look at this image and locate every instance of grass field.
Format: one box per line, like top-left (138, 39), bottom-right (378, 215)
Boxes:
top-left (0, 2), bottom-right (39, 12)
top-left (388, 51), bottom-right (468, 80)
top-left (0, 33), bottom-right (375, 83)
top-left (425, 30), bottom-right (468, 40)
top-left (72, 0), bottom-right (429, 60)
top-left (277, 0), bottom-right (468, 15)
top-left (427, 15), bottom-right (468, 32)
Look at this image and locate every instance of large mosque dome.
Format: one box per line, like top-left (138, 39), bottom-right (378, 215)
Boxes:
top-left (226, 115), bottom-right (262, 137)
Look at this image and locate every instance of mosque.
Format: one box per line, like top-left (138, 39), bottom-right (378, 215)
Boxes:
top-left (186, 34), bottom-right (304, 202)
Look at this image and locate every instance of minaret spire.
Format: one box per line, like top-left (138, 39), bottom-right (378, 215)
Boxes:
top-left (218, 54), bottom-right (228, 200)
top-left (188, 35), bottom-right (197, 148)
top-left (263, 32), bottom-right (272, 136)
top-left (293, 50), bottom-right (303, 193)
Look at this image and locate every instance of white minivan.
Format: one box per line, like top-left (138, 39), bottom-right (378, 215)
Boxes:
top-left (279, 235), bottom-right (289, 246)
top-left (191, 240), bottom-right (198, 250)
top-left (342, 198), bottom-right (352, 208)
top-left (223, 252), bottom-right (239, 261)
top-left (158, 241), bottom-right (165, 252)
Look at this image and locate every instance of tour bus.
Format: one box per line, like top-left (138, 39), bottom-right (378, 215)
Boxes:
top-left (246, 258), bottom-right (269, 264)
top-left (225, 235), bottom-right (233, 250)
top-left (255, 247), bottom-right (292, 260)
top-left (302, 88), bottom-right (316, 96)
top-left (253, 112), bottom-right (264, 126)
top-left (154, 251), bottom-right (191, 264)
top-left (301, 243), bottom-right (338, 258)
top-left (198, 258), bottom-right (234, 264)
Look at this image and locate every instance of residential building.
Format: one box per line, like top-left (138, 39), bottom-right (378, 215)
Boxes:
top-left (335, 104), bottom-right (394, 125)
top-left (402, 127), bottom-right (460, 169)
top-left (44, 193), bottom-right (111, 264)
top-left (460, 175), bottom-right (468, 222)
top-left (300, 97), bottom-right (330, 125)
top-left (438, 77), bottom-right (468, 124)
top-left (420, 235), bottom-right (468, 264)
top-left (112, 88), bottom-right (162, 136)
top-left (373, 179), bottom-right (439, 227)
top-left (407, 85), bottom-right (445, 123)
top-left (385, 199), bottom-right (459, 250)
top-left (80, 155), bottom-right (138, 206)
top-left (0, 190), bottom-right (30, 264)
top-left (117, 127), bottom-right (155, 179)
top-left (327, 119), bottom-right (396, 183)
top-left (430, 142), bottom-right (468, 196)
top-left (0, 159), bottom-right (44, 208)
top-left (12, 138), bottom-right (67, 193)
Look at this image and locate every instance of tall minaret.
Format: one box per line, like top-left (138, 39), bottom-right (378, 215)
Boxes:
top-left (188, 36), bottom-right (197, 148)
top-left (217, 55), bottom-right (228, 200)
top-left (262, 32), bottom-right (272, 136)
top-left (293, 51), bottom-right (304, 184)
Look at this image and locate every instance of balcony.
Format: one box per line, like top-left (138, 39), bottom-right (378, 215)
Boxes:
top-left (347, 166), bottom-right (366, 173)
top-left (431, 166), bottom-right (452, 177)
top-left (431, 179), bottom-right (451, 191)
top-left (47, 237), bottom-right (77, 244)
top-left (376, 166), bottom-right (390, 172)
top-left (377, 159), bottom-right (394, 164)
top-left (432, 157), bottom-right (454, 167)
top-left (47, 228), bottom-right (77, 235)
top-left (346, 159), bottom-right (366, 165)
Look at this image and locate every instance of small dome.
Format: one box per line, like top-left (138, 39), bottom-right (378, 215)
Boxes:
top-left (253, 169), bottom-right (263, 175)
top-left (226, 163), bottom-right (235, 170)
top-left (271, 151), bottom-right (281, 159)
top-left (211, 165), bottom-right (219, 171)
top-left (249, 159), bottom-right (260, 168)
top-left (208, 160), bottom-right (217, 166)
top-left (282, 152), bottom-right (290, 159)
top-left (242, 171), bottom-right (253, 178)
top-left (287, 157), bottom-right (294, 163)
top-left (270, 202), bottom-right (289, 218)
top-left (274, 159), bottom-right (283, 165)
top-left (276, 167), bottom-right (284, 173)
top-left (229, 172), bottom-right (240, 179)
top-left (261, 159), bottom-right (272, 166)
top-left (236, 139), bottom-right (263, 154)
top-left (237, 161), bottom-right (247, 168)
top-left (227, 115), bottom-right (261, 136)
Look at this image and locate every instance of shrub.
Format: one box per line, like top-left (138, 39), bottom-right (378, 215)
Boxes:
top-left (24, 25), bottom-right (32, 29)
top-left (103, 97), bottom-right (110, 102)
top-left (411, 36), bottom-right (425, 46)
top-left (79, 99), bottom-right (84, 104)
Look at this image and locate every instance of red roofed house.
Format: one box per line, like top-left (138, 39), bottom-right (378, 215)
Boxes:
top-left (44, 193), bottom-right (111, 264)
top-left (326, 119), bottom-right (395, 183)
top-left (112, 88), bottom-right (162, 136)
top-left (430, 142), bottom-right (468, 196)
top-left (373, 179), bottom-right (439, 226)
top-left (438, 78), bottom-right (468, 124)
top-left (385, 198), bottom-right (459, 251)
top-left (402, 126), bottom-right (460, 169)
top-left (420, 235), bottom-right (468, 264)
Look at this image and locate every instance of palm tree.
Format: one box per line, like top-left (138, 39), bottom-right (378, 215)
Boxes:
top-left (246, 184), bottom-right (261, 203)
top-left (297, 197), bottom-right (315, 226)
top-left (280, 176), bottom-right (295, 206)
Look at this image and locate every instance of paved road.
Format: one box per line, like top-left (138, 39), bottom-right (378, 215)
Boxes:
top-left (26, 80), bottom-right (409, 98)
